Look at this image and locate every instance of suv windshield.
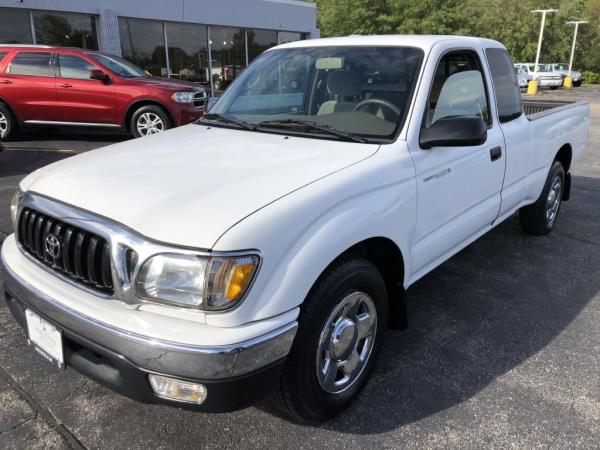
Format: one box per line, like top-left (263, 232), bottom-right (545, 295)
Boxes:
top-left (209, 46), bottom-right (423, 141)
top-left (87, 52), bottom-right (146, 78)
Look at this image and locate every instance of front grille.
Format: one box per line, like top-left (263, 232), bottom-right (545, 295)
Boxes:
top-left (17, 208), bottom-right (114, 295)
top-left (193, 91), bottom-right (207, 108)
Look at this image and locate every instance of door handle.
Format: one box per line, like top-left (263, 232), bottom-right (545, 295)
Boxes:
top-left (59, 83), bottom-right (73, 88)
top-left (490, 146), bottom-right (502, 161)
top-left (0, 80), bottom-right (12, 85)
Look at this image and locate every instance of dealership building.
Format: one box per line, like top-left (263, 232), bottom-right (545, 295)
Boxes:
top-left (0, 0), bottom-right (319, 94)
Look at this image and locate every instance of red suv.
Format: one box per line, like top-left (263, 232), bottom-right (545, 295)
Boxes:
top-left (0, 45), bottom-right (207, 140)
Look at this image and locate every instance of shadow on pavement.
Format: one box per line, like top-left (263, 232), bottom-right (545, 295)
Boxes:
top-left (260, 175), bottom-right (600, 433)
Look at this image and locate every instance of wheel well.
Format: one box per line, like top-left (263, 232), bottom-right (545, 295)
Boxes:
top-left (124, 100), bottom-right (175, 131)
top-left (554, 144), bottom-right (572, 173)
top-left (340, 237), bottom-right (407, 330)
top-left (0, 98), bottom-right (20, 124)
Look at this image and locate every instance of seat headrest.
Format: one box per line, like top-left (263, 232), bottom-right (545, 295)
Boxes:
top-left (327, 71), bottom-right (361, 97)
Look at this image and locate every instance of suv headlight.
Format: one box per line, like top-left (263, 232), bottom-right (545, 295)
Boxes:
top-left (171, 92), bottom-right (195, 103)
top-left (10, 188), bottom-right (21, 228)
top-left (137, 253), bottom-right (259, 311)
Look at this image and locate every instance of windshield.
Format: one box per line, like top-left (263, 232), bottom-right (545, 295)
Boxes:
top-left (209, 46), bottom-right (424, 141)
top-left (87, 53), bottom-right (146, 78)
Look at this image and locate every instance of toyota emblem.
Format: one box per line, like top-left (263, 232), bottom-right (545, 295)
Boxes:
top-left (44, 234), bottom-right (61, 260)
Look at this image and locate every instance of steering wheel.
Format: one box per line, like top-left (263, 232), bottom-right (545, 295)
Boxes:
top-left (353, 99), bottom-right (402, 120)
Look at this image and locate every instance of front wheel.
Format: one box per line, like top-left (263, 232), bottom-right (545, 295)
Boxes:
top-left (276, 257), bottom-right (388, 422)
top-left (131, 105), bottom-right (172, 138)
top-left (573, 80), bottom-right (582, 87)
top-left (519, 161), bottom-right (565, 235)
top-left (550, 86), bottom-right (560, 90)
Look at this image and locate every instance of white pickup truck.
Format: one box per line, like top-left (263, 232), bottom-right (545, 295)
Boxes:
top-left (2, 35), bottom-right (590, 422)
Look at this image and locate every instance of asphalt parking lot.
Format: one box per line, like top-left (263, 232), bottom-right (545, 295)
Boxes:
top-left (1, 87), bottom-right (599, 449)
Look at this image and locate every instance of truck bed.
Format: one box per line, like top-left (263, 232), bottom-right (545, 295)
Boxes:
top-left (523, 99), bottom-right (586, 120)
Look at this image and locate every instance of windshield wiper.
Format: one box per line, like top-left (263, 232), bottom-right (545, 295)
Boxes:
top-left (258, 119), bottom-right (368, 143)
top-left (200, 113), bottom-right (255, 131)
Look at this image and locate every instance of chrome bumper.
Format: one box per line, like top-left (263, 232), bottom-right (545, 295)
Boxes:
top-left (1, 253), bottom-right (297, 380)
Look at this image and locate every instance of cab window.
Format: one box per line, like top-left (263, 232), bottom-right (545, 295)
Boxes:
top-left (424, 51), bottom-right (490, 128)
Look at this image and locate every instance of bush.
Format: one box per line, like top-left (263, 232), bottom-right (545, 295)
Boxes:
top-left (583, 71), bottom-right (600, 85)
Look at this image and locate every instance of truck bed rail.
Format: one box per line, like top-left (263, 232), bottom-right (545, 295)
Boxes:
top-left (523, 99), bottom-right (583, 120)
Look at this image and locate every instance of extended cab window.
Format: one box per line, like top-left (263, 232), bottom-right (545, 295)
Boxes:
top-left (424, 51), bottom-right (490, 128)
top-left (7, 52), bottom-right (54, 77)
top-left (485, 48), bottom-right (522, 123)
top-left (58, 54), bottom-right (96, 80)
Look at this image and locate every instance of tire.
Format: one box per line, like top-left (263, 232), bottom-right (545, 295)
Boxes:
top-left (130, 105), bottom-right (172, 138)
top-left (573, 80), bottom-right (582, 87)
top-left (276, 256), bottom-right (388, 422)
top-left (519, 161), bottom-right (565, 235)
top-left (550, 86), bottom-right (559, 90)
top-left (0, 103), bottom-right (18, 140)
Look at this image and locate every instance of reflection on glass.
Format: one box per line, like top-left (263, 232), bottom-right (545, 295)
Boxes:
top-left (278, 31), bottom-right (303, 44)
top-left (33, 12), bottom-right (98, 49)
top-left (0, 9), bottom-right (33, 44)
top-left (119, 18), bottom-right (166, 76)
top-left (247, 29), bottom-right (278, 63)
top-left (209, 27), bottom-right (246, 94)
top-left (166, 22), bottom-right (209, 86)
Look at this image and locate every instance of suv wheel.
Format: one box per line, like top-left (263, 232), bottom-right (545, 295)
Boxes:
top-left (0, 104), bottom-right (17, 140)
top-left (276, 257), bottom-right (388, 422)
top-left (131, 105), bottom-right (171, 138)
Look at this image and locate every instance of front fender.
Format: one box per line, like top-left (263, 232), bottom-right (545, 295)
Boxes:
top-left (206, 144), bottom-right (417, 327)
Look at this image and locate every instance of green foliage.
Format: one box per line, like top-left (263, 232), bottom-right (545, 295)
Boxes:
top-left (316, 0), bottom-right (600, 72)
top-left (583, 70), bottom-right (600, 83)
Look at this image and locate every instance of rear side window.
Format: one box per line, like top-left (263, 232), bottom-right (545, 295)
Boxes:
top-left (58, 54), bottom-right (96, 79)
top-left (7, 52), bottom-right (54, 77)
top-left (485, 48), bottom-right (522, 123)
top-left (0, 52), bottom-right (7, 62)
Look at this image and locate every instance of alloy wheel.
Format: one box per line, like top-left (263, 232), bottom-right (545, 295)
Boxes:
top-left (546, 175), bottom-right (562, 225)
top-left (136, 112), bottom-right (165, 136)
top-left (316, 291), bottom-right (377, 394)
top-left (0, 112), bottom-right (8, 138)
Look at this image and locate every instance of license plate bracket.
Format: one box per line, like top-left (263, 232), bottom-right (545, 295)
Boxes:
top-left (25, 309), bottom-right (65, 369)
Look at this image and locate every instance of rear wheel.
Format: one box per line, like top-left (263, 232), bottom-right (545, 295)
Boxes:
top-left (519, 161), bottom-right (565, 235)
top-left (0, 103), bottom-right (17, 140)
top-left (131, 105), bottom-right (172, 138)
top-left (276, 257), bottom-right (388, 422)
top-left (573, 80), bottom-right (582, 87)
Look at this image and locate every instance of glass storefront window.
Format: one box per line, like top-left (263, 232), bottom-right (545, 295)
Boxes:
top-left (247, 29), bottom-right (278, 63)
top-left (209, 27), bottom-right (246, 94)
top-left (119, 18), bottom-right (167, 77)
top-left (166, 22), bottom-right (209, 86)
top-left (0, 9), bottom-right (33, 44)
top-left (33, 12), bottom-right (98, 49)
top-left (278, 31), bottom-right (304, 45)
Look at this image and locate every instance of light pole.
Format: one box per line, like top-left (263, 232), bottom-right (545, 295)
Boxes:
top-left (564, 20), bottom-right (588, 88)
top-left (528, 8), bottom-right (559, 95)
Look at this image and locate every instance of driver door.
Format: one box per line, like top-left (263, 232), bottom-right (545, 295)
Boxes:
top-left (408, 49), bottom-right (506, 276)
top-left (55, 52), bottom-right (117, 125)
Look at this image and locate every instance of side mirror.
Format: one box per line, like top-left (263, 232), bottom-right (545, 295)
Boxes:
top-left (419, 116), bottom-right (487, 149)
top-left (90, 69), bottom-right (110, 83)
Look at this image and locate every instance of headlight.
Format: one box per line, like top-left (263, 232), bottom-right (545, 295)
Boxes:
top-left (10, 188), bottom-right (21, 228)
top-left (171, 92), bottom-right (195, 103)
top-left (137, 253), bottom-right (259, 310)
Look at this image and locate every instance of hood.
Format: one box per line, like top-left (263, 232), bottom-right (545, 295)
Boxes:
top-left (21, 125), bottom-right (379, 248)
top-left (127, 76), bottom-right (205, 92)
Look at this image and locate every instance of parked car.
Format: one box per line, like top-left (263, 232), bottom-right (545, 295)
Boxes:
top-left (2, 35), bottom-right (589, 422)
top-left (550, 63), bottom-right (583, 87)
top-left (514, 63), bottom-right (563, 89)
top-left (515, 66), bottom-right (531, 89)
top-left (0, 45), bottom-right (207, 140)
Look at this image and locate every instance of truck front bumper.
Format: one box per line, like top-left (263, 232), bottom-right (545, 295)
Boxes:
top-left (1, 250), bottom-right (297, 412)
